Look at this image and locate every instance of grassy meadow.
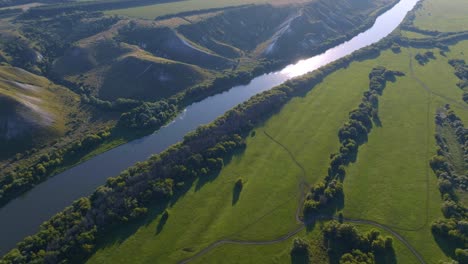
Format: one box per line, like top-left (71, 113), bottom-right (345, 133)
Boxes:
top-left (87, 41), bottom-right (468, 264)
top-left (55, 1), bottom-right (468, 263)
top-left (84, 40), bottom-right (467, 263)
top-left (413, 0), bottom-right (468, 32)
top-left (188, 41), bottom-right (468, 264)
top-left (87, 46), bottom-right (380, 264)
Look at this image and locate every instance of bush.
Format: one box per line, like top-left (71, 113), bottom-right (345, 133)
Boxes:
top-left (340, 250), bottom-right (375, 264)
top-left (455, 248), bottom-right (468, 263)
top-left (234, 178), bottom-right (243, 190)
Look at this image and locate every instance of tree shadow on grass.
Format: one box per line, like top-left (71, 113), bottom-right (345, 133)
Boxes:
top-left (232, 183), bottom-right (242, 205)
top-left (373, 114), bottom-right (382, 127)
top-left (156, 211), bottom-right (169, 235)
top-left (194, 170), bottom-right (220, 192)
top-left (304, 193), bottom-right (344, 233)
top-left (291, 253), bottom-right (310, 264)
top-left (93, 200), bottom-right (168, 251)
top-left (194, 146), bottom-right (246, 192)
top-left (375, 249), bottom-right (397, 264)
top-left (433, 233), bottom-right (458, 259)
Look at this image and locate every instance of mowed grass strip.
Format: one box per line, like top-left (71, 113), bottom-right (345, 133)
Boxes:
top-left (413, 0), bottom-right (468, 32)
top-left (87, 54), bottom-right (378, 263)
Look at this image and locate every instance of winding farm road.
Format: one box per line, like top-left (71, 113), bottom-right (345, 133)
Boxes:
top-left (179, 215), bottom-right (427, 264)
top-left (178, 131), bottom-right (427, 264)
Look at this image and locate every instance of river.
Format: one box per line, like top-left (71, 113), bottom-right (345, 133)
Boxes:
top-left (0, 0), bottom-right (420, 255)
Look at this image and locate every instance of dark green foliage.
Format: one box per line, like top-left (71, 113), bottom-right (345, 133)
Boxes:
top-left (455, 248), bottom-right (468, 263)
top-left (448, 59), bottom-right (468, 103)
top-left (0, 130), bottom-right (111, 206)
top-left (340, 250), bottom-right (375, 264)
top-left (234, 178), bottom-right (243, 191)
top-left (81, 95), bottom-right (142, 112)
top-left (118, 101), bottom-right (178, 129)
top-left (390, 43), bottom-right (401, 53)
top-left (1, 125), bottom-right (245, 263)
top-left (290, 237), bottom-right (310, 264)
top-left (415, 51), bottom-right (436, 65)
top-left (323, 221), bottom-right (395, 264)
top-left (431, 106), bottom-right (468, 260)
top-left (303, 67), bottom-right (404, 219)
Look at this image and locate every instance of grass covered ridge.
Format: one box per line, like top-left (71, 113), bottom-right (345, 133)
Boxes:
top-left (0, 66), bottom-right (79, 153)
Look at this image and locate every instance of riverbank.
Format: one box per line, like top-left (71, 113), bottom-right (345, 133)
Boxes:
top-left (0, 0), bottom-right (400, 208)
top-left (0, 0), bottom-right (427, 261)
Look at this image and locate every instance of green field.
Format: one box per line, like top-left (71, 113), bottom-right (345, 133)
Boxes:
top-left (82, 1), bottom-right (468, 263)
top-left (84, 42), bottom-right (460, 263)
top-left (3, 0), bottom-right (467, 263)
top-left (106, 0), bottom-right (309, 19)
top-left (413, 0), bottom-right (468, 32)
top-left (343, 44), bottom-right (468, 263)
top-left (87, 46), bottom-right (380, 263)
top-left (185, 41), bottom-right (468, 264)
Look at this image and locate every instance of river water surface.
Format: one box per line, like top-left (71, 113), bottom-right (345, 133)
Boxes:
top-left (0, 0), bottom-right (419, 255)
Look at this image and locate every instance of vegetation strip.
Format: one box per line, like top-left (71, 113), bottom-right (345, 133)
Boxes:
top-left (302, 67), bottom-right (404, 220)
top-left (430, 106), bottom-right (468, 263)
top-left (0, 36), bottom-right (413, 263)
top-left (448, 59), bottom-right (468, 104)
top-left (0, 0), bottom-right (401, 207)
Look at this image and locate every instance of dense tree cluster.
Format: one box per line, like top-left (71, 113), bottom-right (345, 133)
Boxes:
top-left (390, 43), bottom-right (401, 53)
top-left (81, 95), bottom-right (142, 112)
top-left (118, 101), bottom-right (178, 129)
top-left (0, 130), bottom-right (111, 206)
top-left (430, 105), bottom-right (468, 262)
top-left (290, 237), bottom-right (311, 263)
top-left (340, 250), bottom-right (375, 264)
top-left (303, 67), bottom-right (404, 218)
top-left (415, 51), bottom-right (436, 65)
top-left (323, 221), bottom-right (395, 264)
top-left (448, 59), bottom-right (468, 103)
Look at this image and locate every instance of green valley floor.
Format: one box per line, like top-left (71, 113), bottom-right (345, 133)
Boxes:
top-left (85, 0), bottom-right (468, 263)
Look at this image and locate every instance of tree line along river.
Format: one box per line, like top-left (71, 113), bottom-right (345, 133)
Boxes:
top-left (0, 0), bottom-right (420, 255)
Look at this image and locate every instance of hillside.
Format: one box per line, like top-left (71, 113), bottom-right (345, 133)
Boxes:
top-left (0, 0), bottom-right (396, 103)
top-left (0, 66), bottom-right (78, 155)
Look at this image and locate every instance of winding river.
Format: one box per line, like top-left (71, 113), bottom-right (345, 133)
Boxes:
top-left (0, 0), bottom-right (420, 255)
